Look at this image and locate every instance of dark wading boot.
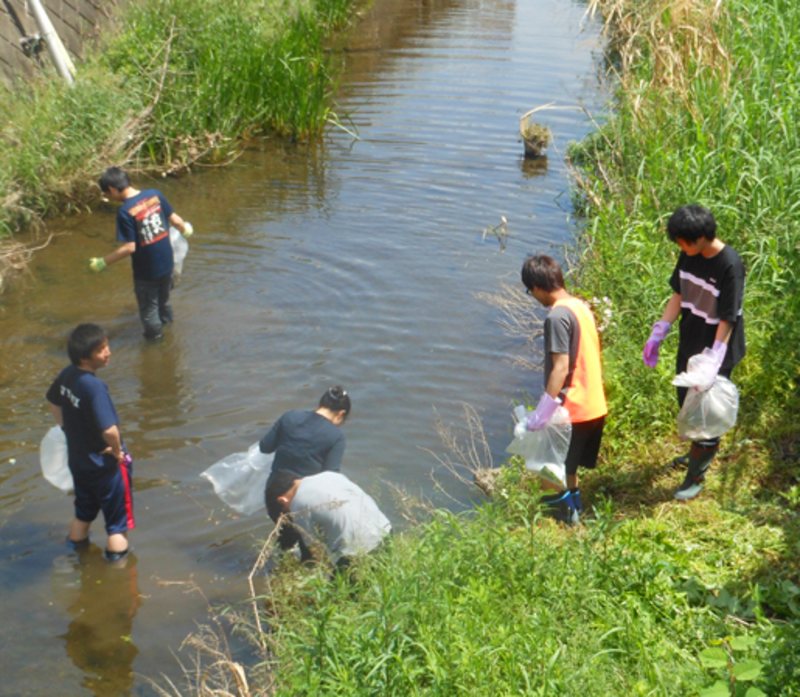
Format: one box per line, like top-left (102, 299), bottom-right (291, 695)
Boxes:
top-left (674, 443), bottom-right (718, 501)
top-left (669, 452), bottom-right (690, 470)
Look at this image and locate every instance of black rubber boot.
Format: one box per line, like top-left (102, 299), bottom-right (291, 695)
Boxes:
top-left (669, 452), bottom-right (690, 470)
top-left (674, 443), bottom-right (717, 501)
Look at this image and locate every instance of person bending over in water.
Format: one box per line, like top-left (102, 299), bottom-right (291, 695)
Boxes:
top-left (260, 386), bottom-right (351, 560)
top-left (266, 470), bottom-right (391, 569)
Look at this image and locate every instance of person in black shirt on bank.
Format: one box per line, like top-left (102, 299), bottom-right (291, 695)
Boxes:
top-left (642, 204), bottom-right (746, 500)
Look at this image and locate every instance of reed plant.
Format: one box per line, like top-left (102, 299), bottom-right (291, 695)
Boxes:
top-left (572, 0), bottom-right (800, 451)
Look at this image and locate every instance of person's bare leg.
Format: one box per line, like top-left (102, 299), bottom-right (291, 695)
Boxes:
top-left (68, 518), bottom-right (90, 543)
top-left (107, 532), bottom-right (128, 554)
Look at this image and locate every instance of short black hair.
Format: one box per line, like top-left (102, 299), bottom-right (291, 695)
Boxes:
top-left (67, 323), bottom-right (107, 365)
top-left (265, 470), bottom-right (300, 514)
top-left (98, 166), bottom-right (130, 193)
top-left (666, 204), bottom-right (717, 243)
top-left (319, 385), bottom-right (351, 416)
top-left (521, 254), bottom-right (565, 293)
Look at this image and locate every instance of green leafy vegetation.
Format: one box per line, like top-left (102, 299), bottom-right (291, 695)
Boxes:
top-left (245, 1), bottom-right (800, 695)
top-left (0, 0), bottom-right (356, 239)
top-left (253, 466), bottom-right (798, 696)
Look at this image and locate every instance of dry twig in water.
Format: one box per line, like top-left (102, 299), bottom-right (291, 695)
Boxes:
top-left (422, 402), bottom-right (498, 500)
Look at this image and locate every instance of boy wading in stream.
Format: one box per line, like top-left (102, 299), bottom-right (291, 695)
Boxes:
top-left (46, 324), bottom-right (134, 561)
top-left (91, 167), bottom-right (193, 341)
top-left (517, 255), bottom-right (608, 524)
top-left (642, 204), bottom-right (746, 500)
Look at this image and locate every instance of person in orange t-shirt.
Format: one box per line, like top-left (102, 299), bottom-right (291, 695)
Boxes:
top-left (518, 254), bottom-right (608, 524)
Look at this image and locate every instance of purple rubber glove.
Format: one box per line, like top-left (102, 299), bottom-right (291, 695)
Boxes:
top-left (642, 320), bottom-right (672, 368)
top-left (709, 340), bottom-right (727, 369)
top-left (687, 340), bottom-right (728, 390)
top-left (525, 393), bottom-right (560, 431)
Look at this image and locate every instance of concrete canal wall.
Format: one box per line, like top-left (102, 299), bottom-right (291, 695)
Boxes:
top-left (1, 0), bottom-right (124, 86)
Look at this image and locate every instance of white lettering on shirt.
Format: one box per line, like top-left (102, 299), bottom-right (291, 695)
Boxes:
top-left (60, 385), bottom-right (80, 409)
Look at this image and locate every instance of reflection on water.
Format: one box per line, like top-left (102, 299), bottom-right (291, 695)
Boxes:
top-left (520, 155), bottom-right (550, 179)
top-left (0, 0), bottom-right (606, 692)
top-left (54, 546), bottom-right (142, 696)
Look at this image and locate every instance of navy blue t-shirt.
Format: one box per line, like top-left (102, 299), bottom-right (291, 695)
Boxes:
top-left (116, 189), bottom-right (174, 281)
top-left (46, 365), bottom-right (120, 478)
top-left (259, 410), bottom-right (345, 478)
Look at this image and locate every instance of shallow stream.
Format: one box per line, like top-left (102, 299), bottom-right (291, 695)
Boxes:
top-left (0, 0), bottom-right (606, 693)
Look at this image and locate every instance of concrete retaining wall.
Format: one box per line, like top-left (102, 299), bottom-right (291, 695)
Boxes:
top-left (1, 0), bottom-right (125, 87)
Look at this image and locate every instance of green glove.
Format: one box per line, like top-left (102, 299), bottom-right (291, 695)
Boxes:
top-left (89, 257), bottom-right (107, 272)
top-left (182, 221), bottom-right (194, 238)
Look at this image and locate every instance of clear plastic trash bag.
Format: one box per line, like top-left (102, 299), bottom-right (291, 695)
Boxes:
top-left (40, 426), bottom-right (73, 493)
top-left (200, 442), bottom-right (273, 515)
top-left (672, 350), bottom-right (720, 389)
top-left (170, 226), bottom-right (189, 278)
top-left (507, 406), bottom-right (571, 488)
top-left (677, 377), bottom-right (739, 441)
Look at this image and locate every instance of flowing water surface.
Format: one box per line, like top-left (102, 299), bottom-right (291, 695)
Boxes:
top-left (0, 0), bottom-right (606, 693)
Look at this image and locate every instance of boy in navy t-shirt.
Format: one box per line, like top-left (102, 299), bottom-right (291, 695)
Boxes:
top-left (46, 324), bottom-right (134, 561)
top-left (90, 167), bottom-right (193, 341)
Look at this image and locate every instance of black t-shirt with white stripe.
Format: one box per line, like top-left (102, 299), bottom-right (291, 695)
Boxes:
top-left (669, 244), bottom-right (746, 372)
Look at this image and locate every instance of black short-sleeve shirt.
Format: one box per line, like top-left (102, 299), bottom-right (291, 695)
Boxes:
top-left (669, 244), bottom-right (746, 371)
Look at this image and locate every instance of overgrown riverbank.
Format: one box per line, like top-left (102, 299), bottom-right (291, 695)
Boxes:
top-left (221, 1), bottom-right (799, 695)
top-left (0, 0), bottom-right (356, 247)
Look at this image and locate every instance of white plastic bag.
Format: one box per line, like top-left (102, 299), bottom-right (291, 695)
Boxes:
top-left (673, 351), bottom-right (720, 389)
top-left (200, 442), bottom-right (274, 515)
top-left (507, 406), bottom-right (571, 487)
top-left (677, 377), bottom-right (739, 441)
top-left (40, 426), bottom-right (73, 493)
top-left (170, 226), bottom-right (189, 278)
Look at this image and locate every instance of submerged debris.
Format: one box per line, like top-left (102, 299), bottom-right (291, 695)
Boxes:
top-left (482, 215), bottom-right (509, 250)
top-left (520, 119), bottom-right (552, 158)
top-left (0, 235), bottom-right (53, 295)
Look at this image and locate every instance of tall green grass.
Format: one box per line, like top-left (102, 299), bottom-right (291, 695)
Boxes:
top-left (571, 0), bottom-right (800, 447)
top-left (257, 468), bottom-right (798, 695)
top-left (248, 2), bottom-right (800, 695)
top-left (0, 0), bottom-right (355, 239)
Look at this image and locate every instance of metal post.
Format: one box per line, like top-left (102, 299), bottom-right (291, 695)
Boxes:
top-left (27, 0), bottom-right (75, 85)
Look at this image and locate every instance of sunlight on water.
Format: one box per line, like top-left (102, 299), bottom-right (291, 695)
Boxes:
top-left (0, 0), bottom-right (606, 692)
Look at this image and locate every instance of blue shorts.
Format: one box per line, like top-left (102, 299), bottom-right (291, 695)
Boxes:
top-left (564, 416), bottom-right (605, 476)
top-left (73, 455), bottom-right (135, 534)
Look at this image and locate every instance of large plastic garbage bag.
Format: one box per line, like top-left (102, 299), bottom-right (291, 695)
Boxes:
top-left (677, 377), bottom-right (739, 441)
top-left (40, 426), bottom-right (73, 493)
top-left (507, 406), bottom-right (571, 488)
top-left (200, 443), bottom-right (274, 515)
top-left (673, 350), bottom-right (721, 389)
top-left (170, 226), bottom-right (189, 278)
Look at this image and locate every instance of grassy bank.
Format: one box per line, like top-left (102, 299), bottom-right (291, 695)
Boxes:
top-left (0, 0), bottom-right (355, 241)
top-left (253, 481), bottom-right (796, 696)
top-left (232, 0), bottom-right (799, 695)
